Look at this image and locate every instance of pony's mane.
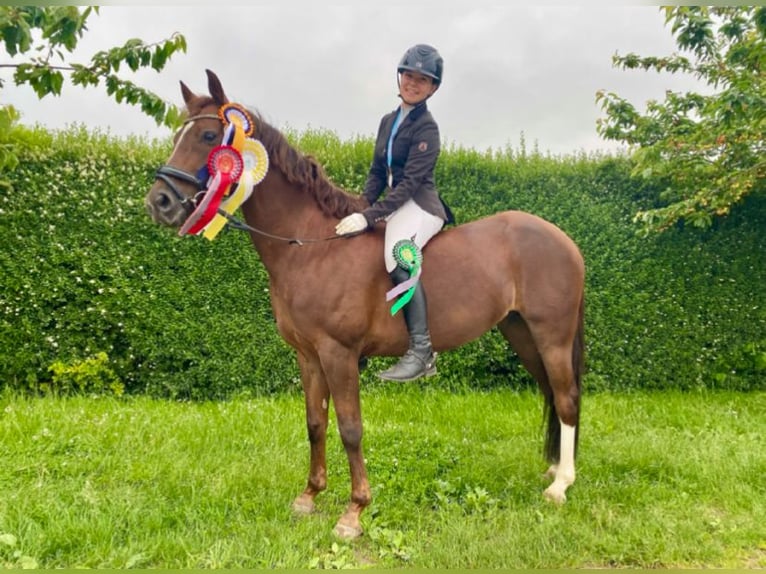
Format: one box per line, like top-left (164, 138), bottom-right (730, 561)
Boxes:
top-left (249, 107), bottom-right (368, 218)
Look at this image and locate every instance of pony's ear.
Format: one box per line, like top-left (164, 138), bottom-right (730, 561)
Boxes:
top-left (180, 81), bottom-right (194, 105)
top-left (206, 69), bottom-right (228, 105)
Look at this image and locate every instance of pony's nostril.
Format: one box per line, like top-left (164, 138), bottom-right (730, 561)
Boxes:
top-left (157, 191), bottom-right (172, 209)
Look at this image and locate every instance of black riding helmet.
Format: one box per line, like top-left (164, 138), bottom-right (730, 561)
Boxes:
top-left (397, 44), bottom-right (443, 86)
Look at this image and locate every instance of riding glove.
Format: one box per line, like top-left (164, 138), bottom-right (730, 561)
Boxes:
top-left (335, 213), bottom-right (368, 235)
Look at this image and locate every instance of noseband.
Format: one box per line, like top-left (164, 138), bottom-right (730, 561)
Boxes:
top-left (154, 166), bottom-right (207, 207)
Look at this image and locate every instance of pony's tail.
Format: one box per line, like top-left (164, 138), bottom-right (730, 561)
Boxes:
top-left (544, 294), bottom-right (584, 462)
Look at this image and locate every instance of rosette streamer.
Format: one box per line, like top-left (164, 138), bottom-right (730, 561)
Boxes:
top-left (203, 137), bottom-right (269, 240)
top-left (178, 144), bottom-right (243, 236)
top-left (386, 240), bottom-right (423, 315)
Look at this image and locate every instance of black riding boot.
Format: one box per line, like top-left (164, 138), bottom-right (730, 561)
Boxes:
top-left (378, 267), bottom-right (437, 382)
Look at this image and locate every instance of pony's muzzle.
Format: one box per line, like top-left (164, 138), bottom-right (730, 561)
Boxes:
top-left (145, 186), bottom-right (188, 228)
top-left (146, 166), bottom-right (207, 228)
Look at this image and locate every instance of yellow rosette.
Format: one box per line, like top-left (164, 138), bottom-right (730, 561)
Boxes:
top-left (202, 138), bottom-right (270, 240)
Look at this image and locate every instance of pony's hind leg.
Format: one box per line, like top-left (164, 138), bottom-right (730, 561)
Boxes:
top-left (293, 352), bottom-right (330, 515)
top-left (498, 314), bottom-right (579, 503)
top-left (539, 345), bottom-right (580, 504)
top-left (543, 417), bottom-right (576, 504)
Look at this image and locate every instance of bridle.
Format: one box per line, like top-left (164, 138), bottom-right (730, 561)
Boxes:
top-left (154, 113), bottom-right (220, 208)
top-left (154, 113), bottom-right (355, 245)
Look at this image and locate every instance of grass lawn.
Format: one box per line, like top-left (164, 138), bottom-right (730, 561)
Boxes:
top-left (0, 387), bottom-right (764, 568)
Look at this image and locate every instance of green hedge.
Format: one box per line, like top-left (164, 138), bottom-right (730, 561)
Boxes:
top-left (1, 126), bottom-right (763, 398)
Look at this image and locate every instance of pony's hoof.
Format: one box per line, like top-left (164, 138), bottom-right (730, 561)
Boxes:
top-left (333, 520), bottom-right (363, 540)
top-left (292, 495), bottom-right (315, 516)
top-left (543, 485), bottom-right (567, 505)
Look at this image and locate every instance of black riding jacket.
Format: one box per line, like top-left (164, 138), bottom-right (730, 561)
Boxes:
top-left (361, 101), bottom-right (452, 226)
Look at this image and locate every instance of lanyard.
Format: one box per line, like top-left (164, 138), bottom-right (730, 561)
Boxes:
top-left (386, 108), bottom-right (403, 188)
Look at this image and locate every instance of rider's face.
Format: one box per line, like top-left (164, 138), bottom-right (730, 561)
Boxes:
top-left (399, 71), bottom-right (438, 105)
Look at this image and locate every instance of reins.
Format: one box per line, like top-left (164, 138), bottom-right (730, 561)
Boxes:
top-left (213, 208), bottom-right (360, 246)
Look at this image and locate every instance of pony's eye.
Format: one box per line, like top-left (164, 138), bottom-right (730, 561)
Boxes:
top-left (203, 131), bottom-right (218, 144)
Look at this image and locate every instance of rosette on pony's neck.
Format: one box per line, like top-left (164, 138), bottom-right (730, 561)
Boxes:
top-left (202, 138), bottom-right (269, 239)
top-left (202, 114), bottom-right (270, 240)
top-left (219, 102), bottom-right (255, 137)
top-left (175, 102), bottom-right (272, 240)
top-left (178, 144), bottom-right (244, 236)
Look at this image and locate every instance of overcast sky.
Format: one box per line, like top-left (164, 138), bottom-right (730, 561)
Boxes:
top-left (2, 3), bottom-right (707, 156)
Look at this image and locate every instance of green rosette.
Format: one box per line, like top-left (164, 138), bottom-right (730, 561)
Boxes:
top-left (389, 239), bottom-right (423, 315)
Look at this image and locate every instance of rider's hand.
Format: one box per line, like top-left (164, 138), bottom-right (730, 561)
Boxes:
top-left (335, 213), bottom-right (368, 235)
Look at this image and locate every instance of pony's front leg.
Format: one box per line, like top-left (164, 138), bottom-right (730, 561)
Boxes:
top-left (320, 345), bottom-right (370, 539)
top-left (292, 352), bottom-right (330, 516)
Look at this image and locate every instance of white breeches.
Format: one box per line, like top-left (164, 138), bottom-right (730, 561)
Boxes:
top-left (383, 199), bottom-right (444, 272)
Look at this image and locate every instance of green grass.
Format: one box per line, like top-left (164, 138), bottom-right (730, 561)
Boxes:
top-left (0, 387), bottom-right (764, 568)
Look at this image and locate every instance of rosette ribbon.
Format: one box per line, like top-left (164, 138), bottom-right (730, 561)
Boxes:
top-left (176, 103), bottom-right (270, 240)
top-left (386, 239), bottom-right (423, 316)
top-left (178, 143), bottom-right (243, 236)
top-left (202, 136), bottom-right (269, 240)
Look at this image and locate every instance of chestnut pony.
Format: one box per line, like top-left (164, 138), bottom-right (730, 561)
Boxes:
top-left (145, 70), bottom-right (585, 539)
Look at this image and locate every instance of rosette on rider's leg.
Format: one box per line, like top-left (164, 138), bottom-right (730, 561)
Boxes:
top-left (386, 240), bottom-right (423, 316)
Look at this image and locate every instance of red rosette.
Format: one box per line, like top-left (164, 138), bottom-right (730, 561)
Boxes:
top-left (178, 172), bottom-right (233, 237)
top-left (218, 103), bottom-right (255, 137)
top-left (207, 145), bottom-right (244, 180)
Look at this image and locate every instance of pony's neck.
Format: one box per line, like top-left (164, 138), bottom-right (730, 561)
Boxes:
top-left (259, 167), bottom-right (334, 227)
top-left (236, 113), bottom-right (368, 270)
top-left (250, 113), bottom-right (366, 219)
top-left (238, 168), bottom-right (335, 268)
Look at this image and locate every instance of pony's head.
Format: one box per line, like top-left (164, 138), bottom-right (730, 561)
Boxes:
top-left (146, 69), bottom-right (367, 238)
top-left (145, 69), bottom-right (230, 228)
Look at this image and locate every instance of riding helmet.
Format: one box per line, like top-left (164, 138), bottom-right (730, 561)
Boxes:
top-left (397, 44), bottom-right (444, 85)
